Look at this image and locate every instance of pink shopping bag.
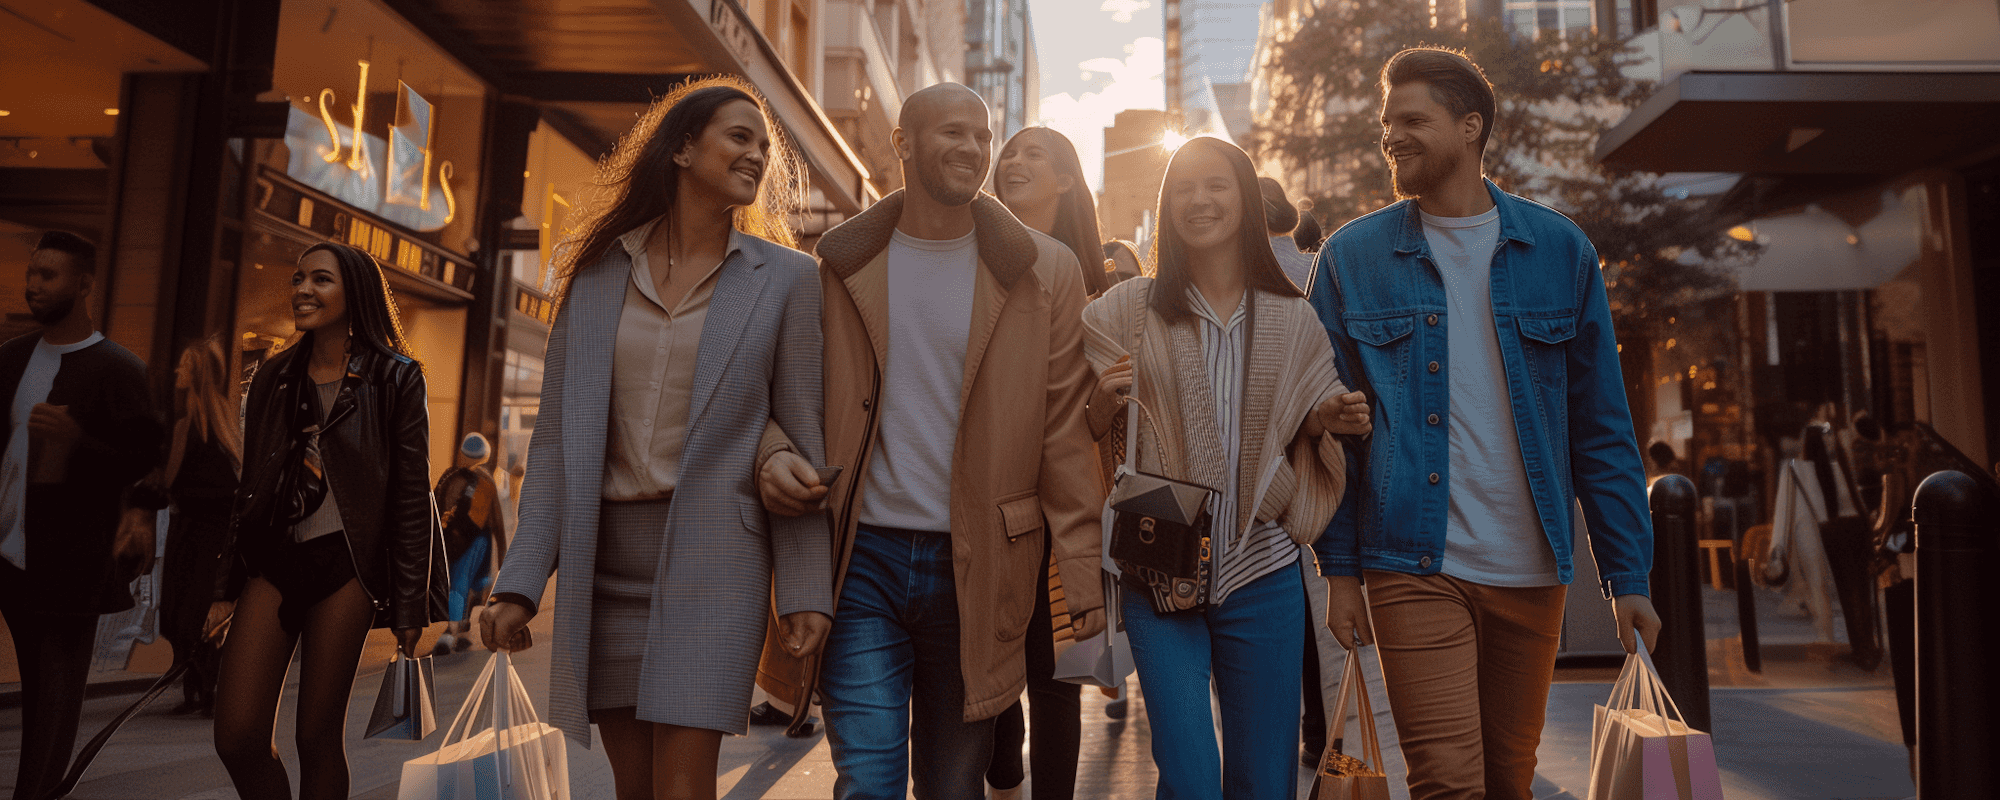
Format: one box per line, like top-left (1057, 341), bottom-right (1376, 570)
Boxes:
top-left (1587, 647), bottom-right (1723, 800)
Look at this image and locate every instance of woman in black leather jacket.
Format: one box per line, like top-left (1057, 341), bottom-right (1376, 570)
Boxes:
top-left (212, 241), bottom-right (446, 800)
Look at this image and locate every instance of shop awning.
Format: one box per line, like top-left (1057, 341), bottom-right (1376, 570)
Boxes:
top-left (383, 0), bottom-right (875, 215)
top-left (1595, 71), bottom-right (2000, 175)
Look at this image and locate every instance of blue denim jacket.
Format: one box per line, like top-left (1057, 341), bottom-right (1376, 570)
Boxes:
top-left (1308, 181), bottom-right (1652, 598)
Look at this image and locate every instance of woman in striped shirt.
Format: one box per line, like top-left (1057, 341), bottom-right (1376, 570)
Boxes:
top-left (1080, 136), bottom-right (1366, 799)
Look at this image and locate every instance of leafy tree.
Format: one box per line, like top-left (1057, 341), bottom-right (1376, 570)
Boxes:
top-left (1252, 3), bottom-right (1747, 337)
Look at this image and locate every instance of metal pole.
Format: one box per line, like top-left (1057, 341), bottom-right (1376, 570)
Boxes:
top-left (1648, 474), bottom-right (1710, 732)
top-left (1913, 470), bottom-right (1995, 797)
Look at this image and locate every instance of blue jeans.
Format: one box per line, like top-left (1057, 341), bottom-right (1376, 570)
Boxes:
top-left (1124, 563), bottom-right (1305, 800)
top-left (446, 534), bottom-right (492, 622)
top-left (821, 525), bottom-right (995, 800)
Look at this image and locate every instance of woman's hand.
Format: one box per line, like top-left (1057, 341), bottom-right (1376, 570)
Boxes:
top-left (394, 627), bottom-right (422, 658)
top-left (1306, 391), bottom-right (1371, 438)
top-left (1088, 356), bottom-right (1133, 438)
top-left (203, 601), bottom-right (235, 642)
top-left (481, 599), bottom-right (534, 652)
top-left (1323, 575), bottom-right (1374, 649)
top-left (760, 451), bottom-right (828, 517)
top-left (779, 611), bottom-right (833, 658)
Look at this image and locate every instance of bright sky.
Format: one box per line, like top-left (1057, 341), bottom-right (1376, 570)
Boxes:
top-left (1028, 0), bottom-right (1165, 190)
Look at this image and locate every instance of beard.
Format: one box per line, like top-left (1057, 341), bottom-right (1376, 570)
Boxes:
top-left (914, 151), bottom-right (982, 207)
top-left (1389, 145), bottom-right (1460, 200)
top-left (27, 294), bottom-right (75, 326)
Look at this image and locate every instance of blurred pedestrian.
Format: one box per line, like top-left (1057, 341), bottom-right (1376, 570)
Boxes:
top-left (757, 83), bottom-right (1107, 800)
top-left (1258, 176), bottom-right (1315, 291)
top-left (1293, 198), bottom-right (1325, 253)
top-left (1082, 137), bottom-right (1363, 800)
top-left (158, 336), bottom-right (243, 717)
top-left (1311, 47), bottom-right (1660, 800)
top-left (1103, 239), bottom-right (1145, 286)
top-left (0, 230), bottom-right (162, 800)
top-left (986, 125), bottom-right (1107, 800)
top-left (431, 432), bottom-right (506, 656)
top-left (482, 76), bottom-right (833, 800)
top-left (211, 241), bottom-right (446, 800)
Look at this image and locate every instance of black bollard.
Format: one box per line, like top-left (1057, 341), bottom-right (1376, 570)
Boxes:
top-left (1913, 471), bottom-right (1995, 797)
top-left (1647, 474), bottom-right (1710, 733)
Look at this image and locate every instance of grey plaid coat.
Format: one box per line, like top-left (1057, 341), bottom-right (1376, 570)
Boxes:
top-left (491, 230), bottom-right (833, 746)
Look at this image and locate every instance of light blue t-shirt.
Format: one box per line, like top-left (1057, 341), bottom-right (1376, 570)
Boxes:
top-left (1422, 207), bottom-right (1560, 587)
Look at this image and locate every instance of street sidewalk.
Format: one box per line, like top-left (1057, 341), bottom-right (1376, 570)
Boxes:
top-left (2, 580), bottom-right (1915, 799)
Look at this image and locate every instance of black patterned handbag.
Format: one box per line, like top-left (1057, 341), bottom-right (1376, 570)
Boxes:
top-left (1107, 395), bottom-right (1218, 614)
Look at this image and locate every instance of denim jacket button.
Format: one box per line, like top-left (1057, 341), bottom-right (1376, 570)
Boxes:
top-left (1426, 314), bottom-right (1438, 326)
top-left (1428, 413), bottom-right (1440, 425)
top-left (1428, 361), bottom-right (1440, 373)
top-left (1419, 556), bottom-right (1433, 568)
top-left (1428, 472), bottom-right (1440, 484)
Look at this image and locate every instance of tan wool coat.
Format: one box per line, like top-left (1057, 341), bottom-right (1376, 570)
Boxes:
top-left (757, 191), bottom-right (1108, 725)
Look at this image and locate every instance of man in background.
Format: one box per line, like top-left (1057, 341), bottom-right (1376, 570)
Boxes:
top-left (0, 231), bottom-right (161, 800)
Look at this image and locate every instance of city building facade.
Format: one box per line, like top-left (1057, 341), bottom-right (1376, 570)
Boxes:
top-left (966, 0), bottom-right (1040, 139)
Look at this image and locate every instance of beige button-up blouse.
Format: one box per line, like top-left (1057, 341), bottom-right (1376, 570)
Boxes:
top-left (600, 216), bottom-right (738, 501)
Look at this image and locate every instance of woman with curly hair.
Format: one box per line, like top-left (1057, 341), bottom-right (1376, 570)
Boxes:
top-left (483, 76), bottom-right (834, 800)
top-left (212, 241), bottom-right (446, 800)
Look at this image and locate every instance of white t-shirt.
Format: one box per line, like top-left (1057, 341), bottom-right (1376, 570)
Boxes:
top-left (0, 331), bottom-right (107, 570)
top-left (859, 228), bottom-right (978, 532)
top-left (1421, 207), bottom-right (1559, 587)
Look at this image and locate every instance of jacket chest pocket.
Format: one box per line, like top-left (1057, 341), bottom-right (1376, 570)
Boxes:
top-left (1515, 316), bottom-right (1576, 400)
top-left (1344, 316), bottom-right (1417, 390)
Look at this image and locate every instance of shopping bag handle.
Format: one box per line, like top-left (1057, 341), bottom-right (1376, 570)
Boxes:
top-left (1322, 649), bottom-right (1386, 772)
top-left (439, 652), bottom-right (502, 747)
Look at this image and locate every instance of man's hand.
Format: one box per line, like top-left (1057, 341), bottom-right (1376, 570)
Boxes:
top-left (1613, 594), bottom-right (1661, 654)
top-left (1306, 392), bottom-right (1371, 438)
top-left (481, 599), bottom-right (534, 652)
top-left (1088, 356), bottom-right (1134, 435)
top-left (203, 601), bottom-right (235, 642)
top-left (27, 403), bottom-right (81, 447)
top-left (113, 507), bottom-right (155, 581)
top-left (1324, 575), bottom-right (1374, 649)
top-left (1072, 607), bottom-right (1106, 642)
top-left (778, 610), bottom-right (833, 658)
top-left (760, 450), bottom-right (827, 517)
top-left (394, 627), bottom-right (422, 658)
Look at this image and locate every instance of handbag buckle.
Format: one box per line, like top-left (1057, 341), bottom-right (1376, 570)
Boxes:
top-left (1138, 517), bottom-right (1157, 544)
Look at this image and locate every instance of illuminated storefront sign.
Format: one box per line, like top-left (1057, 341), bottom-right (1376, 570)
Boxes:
top-left (258, 169), bottom-right (475, 295)
top-left (286, 60), bottom-right (457, 232)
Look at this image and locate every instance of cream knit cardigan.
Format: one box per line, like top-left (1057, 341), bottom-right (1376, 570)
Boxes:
top-left (1081, 278), bottom-right (1349, 545)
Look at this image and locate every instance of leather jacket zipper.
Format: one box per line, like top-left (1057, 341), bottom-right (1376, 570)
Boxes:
top-left (316, 384), bottom-right (385, 613)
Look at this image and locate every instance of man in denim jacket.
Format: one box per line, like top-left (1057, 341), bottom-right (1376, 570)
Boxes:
top-left (1309, 48), bottom-right (1662, 799)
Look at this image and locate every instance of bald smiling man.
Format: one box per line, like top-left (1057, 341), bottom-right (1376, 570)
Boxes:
top-left (758, 83), bottom-right (1106, 799)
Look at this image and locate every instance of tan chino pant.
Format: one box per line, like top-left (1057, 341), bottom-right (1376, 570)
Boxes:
top-left (1364, 570), bottom-right (1567, 800)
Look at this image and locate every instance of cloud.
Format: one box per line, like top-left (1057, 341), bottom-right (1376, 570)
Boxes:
top-left (1100, 0), bottom-right (1152, 24)
top-left (1033, 37), bottom-right (1165, 191)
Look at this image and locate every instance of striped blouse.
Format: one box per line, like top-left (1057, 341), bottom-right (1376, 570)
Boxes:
top-left (1186, 289), bottom-right (1300, 604)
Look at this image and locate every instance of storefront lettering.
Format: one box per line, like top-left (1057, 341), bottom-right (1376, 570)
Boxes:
top-left (290, 60), bottom-right (457, 231)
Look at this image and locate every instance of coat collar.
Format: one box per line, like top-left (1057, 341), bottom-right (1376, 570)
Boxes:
top-left (1392, 178), bottom-right (1538, 256)
top-left (814, 190), bottom-right (1039, 287)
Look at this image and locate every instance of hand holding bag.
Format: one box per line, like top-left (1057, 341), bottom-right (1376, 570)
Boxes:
top-left (1586, 646), bottom-right (1723, 800)
top-left (399, 652), bottom-right (569, 800)
top-left (1309, 648), bottom-right (1391, 800)
top-left (366, 651), bottom-right (439, 740)
top-left (1051, 569), bottom-right (1134, 688)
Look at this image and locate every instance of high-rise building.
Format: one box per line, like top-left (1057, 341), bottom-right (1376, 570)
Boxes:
top-left (1101, 109), bottom-right (1176, 244)
top-left (966, 0), bottom-right (1041, 138)
top-left (1166, 0), bottom-right (1266, 140)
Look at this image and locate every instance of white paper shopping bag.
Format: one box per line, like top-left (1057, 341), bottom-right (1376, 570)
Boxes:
top-left (399, 652), bottom-right (569, 800)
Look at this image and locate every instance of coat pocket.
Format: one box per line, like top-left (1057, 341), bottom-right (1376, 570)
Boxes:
top-left (1516, 316), bottom-right (1577, 344)
top-left (996, 491), bottom-right (1044, 541)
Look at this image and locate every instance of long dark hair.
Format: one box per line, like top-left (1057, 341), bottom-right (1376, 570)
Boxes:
top-left (998, 127), bottom-right (1108, 296)
top-left (548, 76), bottom-right (806, 308)
top-left (298, 241), bottom-right (416, 364)
top-left (1148, 137), bottom-right (1302, 322)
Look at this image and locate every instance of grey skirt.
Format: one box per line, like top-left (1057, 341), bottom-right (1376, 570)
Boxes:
top-left (588, 497), bottom-right (773, 734)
